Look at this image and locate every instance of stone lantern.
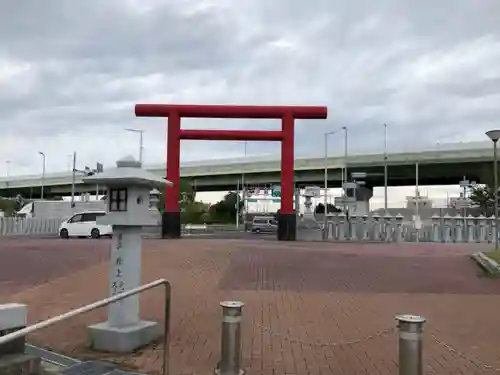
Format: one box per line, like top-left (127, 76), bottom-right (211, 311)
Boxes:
top-left (296, 186), bottom-right (322, 241)
top-left (82, 156), bottom-right (172, 353)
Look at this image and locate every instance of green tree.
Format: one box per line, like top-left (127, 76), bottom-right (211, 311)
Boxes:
top-left (469, 184), bottom-right (495, 213)
top-left (181, 201), bottom-right (210, 224)
top-left (208, 192), bottom-right (244, 223)
top-left (0, 198), bottom-right (17, 216)
top-left (157, 179), bottom-right (196, 212)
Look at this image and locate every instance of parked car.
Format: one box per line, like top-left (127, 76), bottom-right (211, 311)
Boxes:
top-left (251, 216), bottom-right (278, 234)
top-left (59, 211), bottom-right (112, 239)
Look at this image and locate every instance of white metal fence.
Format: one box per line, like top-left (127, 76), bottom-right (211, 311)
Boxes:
top-left (0, 218), bottom-right (63, 237)
top-left (324, 213), bottom-right (498, 243)
top-left (2, 214), bottom-right (497, 242)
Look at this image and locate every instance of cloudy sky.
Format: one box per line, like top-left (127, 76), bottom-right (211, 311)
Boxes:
top-left (1, 0), bottom-right (499, 206)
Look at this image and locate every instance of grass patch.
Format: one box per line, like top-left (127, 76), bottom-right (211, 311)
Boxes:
top-left (485, 251), bottom-right (500, 264)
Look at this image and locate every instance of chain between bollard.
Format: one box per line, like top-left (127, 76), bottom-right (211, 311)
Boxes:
top-left (430, 334), bottom-right (500, 372)
top-left (255, 323), bottom-right (396, 347)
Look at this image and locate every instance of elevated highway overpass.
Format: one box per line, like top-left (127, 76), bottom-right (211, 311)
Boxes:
top-left (0, 141), bottom-right (496, 198)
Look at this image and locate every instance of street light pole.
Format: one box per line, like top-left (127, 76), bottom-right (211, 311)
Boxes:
top-left (38, 152), bottom-right (46, 200)
top-left (415, 161), bottom-right (420, 243)
top-left (241, 141), bottom-right (248, 231)
top-left (343, 126), bottom-right (348, 185)
top-left (495, 140), bottom-right (499, 251)
top-left (6, 160), bottom-right (10, 177)
top-left (342, 126), bottom-right (348, 214)
top-left (323, 130), bottom-right (339, 239)
top-left (125, 128), bottom-right (145, 164)
top-left (236, 179), bottom-right (240, 229)
top-left (486, 130), bottom-right (500, 251)
top-left (384, 123), bottom-right (388, 211)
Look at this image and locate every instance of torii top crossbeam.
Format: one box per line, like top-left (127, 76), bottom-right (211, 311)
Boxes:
top-left (135, 104), bottom-right (327, 119)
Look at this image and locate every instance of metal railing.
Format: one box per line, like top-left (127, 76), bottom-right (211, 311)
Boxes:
top-left (0, 278), bottom-right (171, 375)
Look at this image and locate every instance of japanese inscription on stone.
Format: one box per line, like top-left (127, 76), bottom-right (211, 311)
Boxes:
top-left (111, 233), bottom-right (125, 295)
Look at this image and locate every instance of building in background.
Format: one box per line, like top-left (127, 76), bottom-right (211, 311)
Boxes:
top-left (447, 193), bottom-right (472, 209)
top-left (405, 191), bottom-right (434, 210)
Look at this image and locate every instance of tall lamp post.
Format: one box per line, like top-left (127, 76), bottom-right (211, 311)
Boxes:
top-left (486, 129), bottom-right (500, 251)
top-left (323, 130), bottom-right (340, 239)
top-left (6, 160), bottom-right (11, 177)
top-left (125, 128), bottom-right (145, 164)
top-left (38, 151), bottom-right (46, 200)
top-left (342, 126), bottom-right (348, 214)
top-left (342, 126), bottom-right (348, 185)
top-left (241, 141), bottom-right (248, 231)
top-left (383, 123), bottom-right (388, 211)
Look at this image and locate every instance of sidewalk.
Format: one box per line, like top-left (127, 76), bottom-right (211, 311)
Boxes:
top-left (1, 239), bottom-right (499, 374)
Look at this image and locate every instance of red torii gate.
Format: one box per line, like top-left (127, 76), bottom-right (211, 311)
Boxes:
top-left (135, 104), bottom-right (328, 241)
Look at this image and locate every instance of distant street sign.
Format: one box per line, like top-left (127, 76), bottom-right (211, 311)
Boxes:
top-left (272, 185), bottom-right (281, 197)
top-left (459, 179), bottom-right (470, 188)
top-left (351, 172), bottom-right (367, 179)
top-left (334, 197), bottom-right (345, 206)
top-left (304, 186), bottom-right (321, 197)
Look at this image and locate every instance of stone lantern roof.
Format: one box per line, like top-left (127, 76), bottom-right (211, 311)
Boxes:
top-left (83, 156), bottom-right (172, 188)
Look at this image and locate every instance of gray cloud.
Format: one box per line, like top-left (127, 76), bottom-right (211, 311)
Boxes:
top-left (0, 0), bottom-right (499, 176)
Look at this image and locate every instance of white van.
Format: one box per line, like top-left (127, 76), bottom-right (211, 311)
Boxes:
top-left (59, 211), bottom-right (113, 239)
top-left (251, 216), bottom-right (278, 234)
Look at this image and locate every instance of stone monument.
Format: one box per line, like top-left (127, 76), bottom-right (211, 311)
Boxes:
top-left (83, 156), bottom-right (172, 353)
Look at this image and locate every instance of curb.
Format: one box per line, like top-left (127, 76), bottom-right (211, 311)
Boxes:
top-left (470, 252), bottom-right (500, 276)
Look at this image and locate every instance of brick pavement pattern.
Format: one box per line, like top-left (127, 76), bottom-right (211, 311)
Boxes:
top-left (0, 238), bottom-right (499, 374)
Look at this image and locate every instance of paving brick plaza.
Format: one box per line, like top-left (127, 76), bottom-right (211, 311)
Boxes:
top-left (0, 238), bottom-right (499, 374)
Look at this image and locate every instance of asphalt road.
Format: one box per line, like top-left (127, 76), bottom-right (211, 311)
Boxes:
top-left (183, 230), bottom-right (277, 240)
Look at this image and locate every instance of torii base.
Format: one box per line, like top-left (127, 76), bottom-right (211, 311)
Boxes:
top-left (277, 213), bottom-right (297, 241)
top-left (162, 212), bottom-right (181, 239)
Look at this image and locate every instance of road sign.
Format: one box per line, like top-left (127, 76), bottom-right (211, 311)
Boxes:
top-left (334, 197), bottom-right (345, 206)
top-left (272, 185), bottom-right (281, 197)
top-left (304, 186), bottom-right (321, 197)
top-left (456, 199), bottom-right (470, 209)
top-left (351, 172), bottom-right (367, 179)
